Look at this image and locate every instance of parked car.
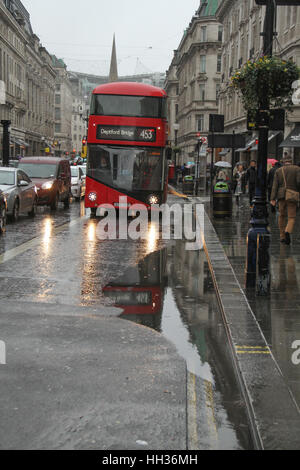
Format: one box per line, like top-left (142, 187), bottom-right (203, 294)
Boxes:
top-left (71, 166), bottom-right (86, 200)
top-left (8, 160), bottom-right (20, 168)
top-left (18, 157), bottom-right (71, 211)
top-left (0, 167), bottom-right (38, 221)
top-left (0, 190), bottom-right (7, 234)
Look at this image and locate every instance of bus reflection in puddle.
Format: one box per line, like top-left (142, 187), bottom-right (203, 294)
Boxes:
top-left (102, 250), bottom-right (167, 331)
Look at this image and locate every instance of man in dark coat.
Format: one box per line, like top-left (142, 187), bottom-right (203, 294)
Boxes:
top-left (271, 154), bottom-right (300, 244)
top-left (245, 160), bottom-right (257, 206)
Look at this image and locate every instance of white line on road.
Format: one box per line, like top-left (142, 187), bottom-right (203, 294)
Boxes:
top-left (0, 216), bottom-right (88, 265)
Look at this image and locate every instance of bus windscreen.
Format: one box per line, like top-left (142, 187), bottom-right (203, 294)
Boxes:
top-left (90, 94), bottom-right (166, 119)
top-left (88, 145), bottom-right (163, 192)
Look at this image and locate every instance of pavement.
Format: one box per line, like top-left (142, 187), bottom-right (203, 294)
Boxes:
top-left (185, 189), bottom-right (300, 450)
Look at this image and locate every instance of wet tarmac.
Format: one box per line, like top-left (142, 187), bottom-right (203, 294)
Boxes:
top-left (207, 195), bottom-right (300, 410)
top-left (0, 197), bottom-right (253, 449)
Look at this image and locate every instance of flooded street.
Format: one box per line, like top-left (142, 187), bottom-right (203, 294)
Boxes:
top-left (0, 196), bottom-right (253, 449)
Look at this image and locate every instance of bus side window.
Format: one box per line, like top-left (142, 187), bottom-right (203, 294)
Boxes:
top-left (113, 155), bottom-right (118, 181)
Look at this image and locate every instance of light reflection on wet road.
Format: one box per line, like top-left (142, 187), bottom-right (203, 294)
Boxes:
top-left (0, 198), bottom-right (253, 449)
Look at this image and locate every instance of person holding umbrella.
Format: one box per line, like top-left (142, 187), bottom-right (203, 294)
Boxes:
top-left (245, 160), bottom-right (257, 207)
top-left (233, 164), bottom-right (246, 206)
top-left (215, 161), bottom-right (231, 183)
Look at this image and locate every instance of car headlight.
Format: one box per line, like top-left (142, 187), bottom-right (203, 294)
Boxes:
top-left (42, 182), bottom-right (54, 190)
top-left (88, 192), bottom-right (97, 202)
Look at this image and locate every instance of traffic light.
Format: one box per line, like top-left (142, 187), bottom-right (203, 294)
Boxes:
top-left (195, 140), bottom-right (202, 153)
top-left (81, 137), bottom-right (87, 160)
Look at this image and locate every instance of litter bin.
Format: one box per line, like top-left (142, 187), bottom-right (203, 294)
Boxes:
top-left (182, 175), bottom-right (194, 195)
top-left (213, 182), bottom-right (232, 218)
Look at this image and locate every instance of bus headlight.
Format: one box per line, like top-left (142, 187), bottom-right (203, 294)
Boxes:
top-left (88, 192), bottom-right (97, 202)
top-left (148, 195), bottom-right (159, 205)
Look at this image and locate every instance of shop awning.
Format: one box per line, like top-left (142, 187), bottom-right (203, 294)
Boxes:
top-left (15, 138), bottom-right (29, 147)
top-left (251, 132), bottom-right (281, 151)
top-left (219, 148), bottom-right (230, 156)
top-left (9, 136), bottom-right (29, 147)
top-left (235, 138), bottom-right (256, 152)
top-left (279, 126), bottom-right (300, 148)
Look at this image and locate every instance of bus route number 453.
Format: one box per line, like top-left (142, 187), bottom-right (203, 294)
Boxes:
top-left (139, 129), bottom-right (155, 141)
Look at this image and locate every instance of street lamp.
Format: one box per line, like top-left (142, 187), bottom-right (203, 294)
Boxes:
top-left (1, 120), bottom-right (11, 167)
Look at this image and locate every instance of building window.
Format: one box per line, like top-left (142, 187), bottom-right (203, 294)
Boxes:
top-left (218, 26), bottom-right (223, 42)
top-left (199, 84), bottom-right (205, 101)
top-left (55, 108), bottom-right (61, 120)
top-left (216, 84), bottom-right (221, 104)
top-left (217, 54), bottom-right (222, 73)
top-left (55, 124), bottom-right (61, 133)
top-left (200, 55), bottom-right (206, 73)
top-left (197, 115), bottom-right (204, 132)
top-left (55, 94), bottom-right (61, 105)
top-left (200, 26), bottom-right (207, 42)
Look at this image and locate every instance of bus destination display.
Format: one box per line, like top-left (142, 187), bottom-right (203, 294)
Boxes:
top-left (97, 125), bottom-right (157, 142)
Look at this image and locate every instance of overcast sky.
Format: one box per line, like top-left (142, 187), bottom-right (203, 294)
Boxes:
top-left (21, 0), bottom-right (200, 76)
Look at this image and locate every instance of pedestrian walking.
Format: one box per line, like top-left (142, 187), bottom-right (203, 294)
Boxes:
top-left (245, 160), bottom-right (257, 207)
top-left (267, 161), bottom-right (281, 202)
top-left (270, 154), bottom-right (300, 245)
top-left (233, 164), bottom-right (245, 206)
top-left (216, 168), bottom-right (227, 182)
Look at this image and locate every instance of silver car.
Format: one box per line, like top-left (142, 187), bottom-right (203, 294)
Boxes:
top-left (71, 165), bottom-right (86, 200)
top-left (0, 167), bottom-right (38, 221)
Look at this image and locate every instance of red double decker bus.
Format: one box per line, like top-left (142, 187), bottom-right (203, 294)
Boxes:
top-left (102, 250), bottom-right (166, 330)
top-left (85, 82), bottom-right (169, 217)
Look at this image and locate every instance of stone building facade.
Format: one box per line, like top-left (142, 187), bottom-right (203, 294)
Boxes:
top-left (216, 0), bottom-right (300, 164)
top-left (69, 72), bottom-right (88, 155)
top-left (52, 56), bottom-right (72, 157)
top-left (165, 0), bottom-right (223, 166)
top-left (0, 0), bottom-right (56, 158)
top-left (26, 37), bottom-right (56, 156)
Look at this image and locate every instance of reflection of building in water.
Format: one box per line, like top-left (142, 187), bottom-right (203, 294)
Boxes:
top-left (172, 240), bottom-right (206, 298)
top-left (103, 250), bottom-right (167, 331)
top-left (168, 241), bottom-right (252, 448)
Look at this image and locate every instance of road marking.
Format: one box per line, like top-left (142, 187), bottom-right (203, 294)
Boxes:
top-left (187, 373), bottom-right (219, 450)
top-left (235, 345), bottom-right (271, 355)
top-left (204, 380), bottom-right (218, 446)
top-left (187, 372), bottom-right (199, 450)
top-left (168, 188), bottom-right (189, 199)
top-left (0, 216), bottom-right (87, 265)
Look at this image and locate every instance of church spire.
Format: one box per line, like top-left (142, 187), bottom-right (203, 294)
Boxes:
top-left (109, 34), bottom-right (118, 82)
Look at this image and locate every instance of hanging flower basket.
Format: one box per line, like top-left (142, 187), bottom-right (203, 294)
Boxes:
top-left (230, 56), bottom-right (300, 119)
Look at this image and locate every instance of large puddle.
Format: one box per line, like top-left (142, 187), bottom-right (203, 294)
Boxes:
top-left (102, 239), bottom-right (254, 449)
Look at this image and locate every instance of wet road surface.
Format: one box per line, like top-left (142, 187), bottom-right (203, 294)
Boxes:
top-left (207, 195), bottom-right (300, 410)
top-left (0, 197), bottom-right (253, 449)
